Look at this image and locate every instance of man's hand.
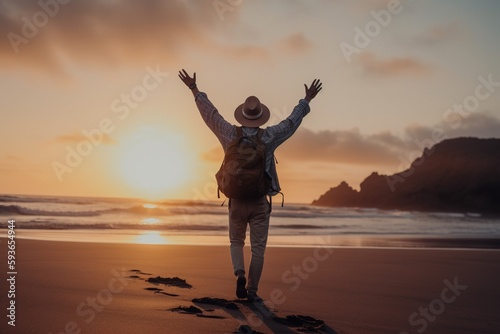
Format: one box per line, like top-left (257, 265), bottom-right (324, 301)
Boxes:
top-left (178, 69), bottom-right (196, 89)
top-left (304, 79), bottom-right (322, 102)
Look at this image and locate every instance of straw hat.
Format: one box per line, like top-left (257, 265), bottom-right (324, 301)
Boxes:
top-left (234, 96), bottom-right (270, 127)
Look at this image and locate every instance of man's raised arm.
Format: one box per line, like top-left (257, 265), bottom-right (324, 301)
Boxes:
top-left (304, 79), bottom-right (322, 103)
top-left (178, 69), bottom-right (234, 147)
top-left (266, 79), bottom-right (322, 146)
top-left (178, 69), bottom-right (200, 97)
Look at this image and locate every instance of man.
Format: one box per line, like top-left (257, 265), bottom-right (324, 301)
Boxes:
top-left (179, 69), bottom-right (322, 301)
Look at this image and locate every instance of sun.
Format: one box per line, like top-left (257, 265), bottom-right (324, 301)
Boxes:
top-left (118, 127), bottom-right (193, 197)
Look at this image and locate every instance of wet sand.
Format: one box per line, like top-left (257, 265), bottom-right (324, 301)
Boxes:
top-left (0, 238), bottom-right (499, 333)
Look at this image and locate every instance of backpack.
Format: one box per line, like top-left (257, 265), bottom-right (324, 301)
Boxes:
top-left (216, 127), bottom-right (268, 199)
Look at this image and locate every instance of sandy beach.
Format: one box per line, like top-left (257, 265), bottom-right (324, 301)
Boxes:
top-left (1, 238), bottom-right (499, 334)
top-left (3, 1), bottom-right (500, 334)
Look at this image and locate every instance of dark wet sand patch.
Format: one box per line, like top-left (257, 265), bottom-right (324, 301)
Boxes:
top-left (169, 305), bottom-right (203, 314)
top-left (273, 315), bottom-right (329, 333)
top-left (147, 276), bottom-right (192, 288)
top-left (233, 324), bottom-right (265, 334)
top-left (193, 297), bottom-right (239, 310)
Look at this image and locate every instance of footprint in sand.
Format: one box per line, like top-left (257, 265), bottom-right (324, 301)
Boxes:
top-left (272, 315), bottom-right (330, 333)
top-left (133, 270), bottom-right (334, 333)
top-left (143, 287), bottom-right (179, 297)
top-left (129, 269), bottom-right (187, 297)
top-left (147, 276), bottom-right (192, 288)
top-left (169, 305), bottom-right (226, 319)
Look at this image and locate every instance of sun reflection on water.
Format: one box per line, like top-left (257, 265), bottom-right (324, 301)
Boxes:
top-left (141, 217), bottom-right (161, 225)
top-left (134, 231), bottom-right (169, 244)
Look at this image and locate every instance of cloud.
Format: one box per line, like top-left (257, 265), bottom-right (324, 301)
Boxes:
top-left (279, 127), bottom-right (406, 165)
top-left (405, 111), bottom-right (500, 144)
top-left (0, 154), bottom-right (40, 173)
top-left (1, 0), bottom-right (215, 69)
top-left (2, 155), bottom-right (22, 161)
top-left (358, 52), bottom-right (431, 77)
top-left (346, 0), bottom-right (391, 14)
top-left (218, 32), bottom-right (312, 61)
top-left (415, 20), bottom-right (462, 45)
top-left (201, 146), bottom-right (223, 163)
top-left (451, 112), bottom-right (500, 138)
top-left (0, 0), bottom-right (313, 72)
top-left (53, 132), bottom-right (114, 145)
top-left (200, 112), bottom-right (500, 167)
top-left (201, 127), bottom-right (406, 166)
top-left (277, 32), bottom-right (312, 54)
top-left (221, 44), bottom-right (270, 61)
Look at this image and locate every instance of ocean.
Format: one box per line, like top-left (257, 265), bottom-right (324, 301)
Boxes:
top-left (1, 194), bottom-right (500, 248)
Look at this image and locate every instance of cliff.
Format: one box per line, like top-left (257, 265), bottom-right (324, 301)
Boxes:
top-left (312, 138), bottom-right (500, 214)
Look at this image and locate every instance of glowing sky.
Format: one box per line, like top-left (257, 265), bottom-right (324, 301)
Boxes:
top-left (1, 0), bottom-right (500, 202)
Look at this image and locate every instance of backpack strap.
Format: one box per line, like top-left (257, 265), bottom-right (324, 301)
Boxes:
top-left (218, 127), bottom-right (242, 200)
top-left (267, 192), bottom-right (284, 212)
top-left (278, 191), bottom-right (284, 207)
top-left (257, 128), bottom-right (264, 141)
top-left (256, 128), bottom-right (284, 207)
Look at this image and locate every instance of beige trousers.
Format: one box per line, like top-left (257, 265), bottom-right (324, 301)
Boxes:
top-left (228, 196), bottom-right (271, 294)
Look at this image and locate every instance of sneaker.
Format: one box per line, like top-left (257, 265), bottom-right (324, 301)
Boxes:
top-left (236, 276), bottom-right (247, 299)
top-left (247, 292), bottom-right (263, 302)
